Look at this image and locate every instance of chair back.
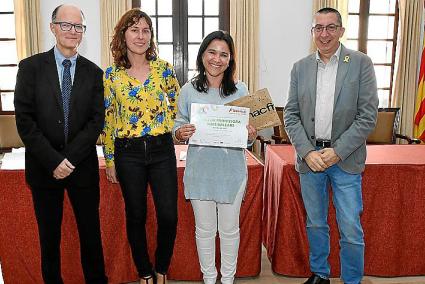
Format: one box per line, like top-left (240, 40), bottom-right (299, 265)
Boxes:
top-left (272, 106), bottom-right (291, 144)
top-left (0, 115), bottom-right (24, 151)
top-left (367, 108), bottom-right (400, 144)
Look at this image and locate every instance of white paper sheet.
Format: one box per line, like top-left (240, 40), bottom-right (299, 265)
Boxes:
top-left (11, 147), bottom-right (25, 153)
top-left (189, 103), bottom-right (249, 148)
top-left (179, 151), bottom-right (187, 161)
top-left (1, 152), bottom-right (25, 170)
top-left (96, 145), bottom-right (104, 157)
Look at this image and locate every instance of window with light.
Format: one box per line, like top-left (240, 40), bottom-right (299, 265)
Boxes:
top-left (135, 0), bottom-right (229, 85)
top-left (346, 0), bottom-right (398, 108)
top-left (0, 0), bottom-right (18, 113)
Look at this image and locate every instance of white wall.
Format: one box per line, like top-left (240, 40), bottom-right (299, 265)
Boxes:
top-left (40, 0), bottom-right (101, 66)
top-left (258, 0), bottom-right (313, 107)
top-left (39, 0), bottom-right (313, 107)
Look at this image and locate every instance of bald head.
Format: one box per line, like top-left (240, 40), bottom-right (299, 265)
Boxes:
top-left (50, 4), bottom-right (85, 57)
top-left (51, 4), bottom-right (85, 23)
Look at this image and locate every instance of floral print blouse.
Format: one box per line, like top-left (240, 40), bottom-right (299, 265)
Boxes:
top-left (102, 58), bottom-right (180, 167)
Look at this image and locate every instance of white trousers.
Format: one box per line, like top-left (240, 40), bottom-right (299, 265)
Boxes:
top-left (190, 183), bottom-right (245, 284)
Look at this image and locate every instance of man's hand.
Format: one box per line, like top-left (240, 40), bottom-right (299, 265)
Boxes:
top-left (106, 166), bottom-right (118, 183)
top-left (319, 148), bottom-right (341, 167)
top-left (53, 158), bottom-right (75, 179)
top-left (305, 151), bottom-right (328, 172)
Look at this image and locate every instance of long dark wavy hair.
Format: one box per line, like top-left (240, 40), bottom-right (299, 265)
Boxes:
top-left (191, 30), bottom-right (237, 97)
top-left (110, 9), bottom-right (157, 69)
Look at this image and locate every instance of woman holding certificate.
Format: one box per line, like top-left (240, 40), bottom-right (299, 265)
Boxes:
top-left (102, 9), bottom-right (180, 284)
top-left (173, 30), bottom-right (257, 284)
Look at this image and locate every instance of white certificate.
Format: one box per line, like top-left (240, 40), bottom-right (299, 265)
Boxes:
top-left (189, 103), bottom-right (249, 148)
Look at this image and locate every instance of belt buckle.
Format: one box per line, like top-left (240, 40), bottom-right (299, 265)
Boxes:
top-left (316, 139), bottom-right (331, 148)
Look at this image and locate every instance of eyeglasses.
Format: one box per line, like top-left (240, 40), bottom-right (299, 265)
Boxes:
top-left (311, 24), bottom-right (341, 34)
top-left (53, 21), bottom-right (86, 33)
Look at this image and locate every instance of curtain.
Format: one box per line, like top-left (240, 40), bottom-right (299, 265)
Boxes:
top-left (13, 0), bottom-right (41, 60)
top-left (230, 0), bottom-right (259, 94)
top-left (392, 0), bottom-right (423, 140)
top-left (311, 0), bottom-right (348, 52)
top-left (100, 0), bottom-right (131, 69)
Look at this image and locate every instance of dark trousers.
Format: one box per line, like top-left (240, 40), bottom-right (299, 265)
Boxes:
top-left (31, 184), bottom-right (107, 284)
top-left (114, 133), bottom-right (178, 278)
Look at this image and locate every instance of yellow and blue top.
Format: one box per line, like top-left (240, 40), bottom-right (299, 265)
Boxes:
top-left (102, 58), bottom-right (180, 167)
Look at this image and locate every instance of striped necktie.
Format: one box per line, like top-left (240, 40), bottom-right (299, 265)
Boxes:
top-left (61, 59), bottom-right (72, 140)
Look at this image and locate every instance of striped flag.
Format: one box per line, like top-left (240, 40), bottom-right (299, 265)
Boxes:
top-left (414, 38), bottom-right (425, 142)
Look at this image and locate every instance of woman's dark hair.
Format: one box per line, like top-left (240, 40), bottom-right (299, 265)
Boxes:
top-left (191, 30), bottom-right (237, 96)
top-left (110, 8), bottom-right (157, 68)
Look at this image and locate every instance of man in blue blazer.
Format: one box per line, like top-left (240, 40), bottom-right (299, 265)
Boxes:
top-left (14, 4), bottom-right (107, 283)
top-left (284, 8), bottom-right (378, 284)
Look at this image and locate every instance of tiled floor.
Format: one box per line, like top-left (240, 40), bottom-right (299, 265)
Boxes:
top-left (2, 249), bottom-right (423, 284)
top-left (128, 247), bottom-right (425, 284)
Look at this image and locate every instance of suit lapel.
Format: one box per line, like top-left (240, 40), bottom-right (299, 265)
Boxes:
top-left (334, 45), bottom-right (350, 106)
top-left (44, 49), bottom-right (63, 111)
top-left (307, 54), bottom-right (318, 108)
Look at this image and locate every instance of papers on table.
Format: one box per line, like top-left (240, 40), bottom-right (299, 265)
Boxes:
top-left (11, 147), bottom-right (25, 153)
top-left (179, 151), bottom-right (187, 161)
top-left (0, 146), bottom-right (104, 170)
top-left (96, 145), bottom-right (104, 157)
top-left (0, 147), bottom-right (26, 169)
top-left (1, 152), bottom-right (25, 170)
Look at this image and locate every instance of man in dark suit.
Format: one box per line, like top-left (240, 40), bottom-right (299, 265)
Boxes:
top-left (284, 8), bottom-right (378, 284)
top-left (14, 4), bottom-right (107, 284)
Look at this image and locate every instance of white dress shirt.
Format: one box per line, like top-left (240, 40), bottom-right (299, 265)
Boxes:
top-left (314, 44), bottom-right (341, 140)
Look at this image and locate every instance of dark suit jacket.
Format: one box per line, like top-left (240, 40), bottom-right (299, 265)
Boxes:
top-left (14, 48), bottom-right (105, 188)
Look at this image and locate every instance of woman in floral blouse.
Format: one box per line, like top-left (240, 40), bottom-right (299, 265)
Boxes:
top-left (102, 8), bottom-right (180, 284)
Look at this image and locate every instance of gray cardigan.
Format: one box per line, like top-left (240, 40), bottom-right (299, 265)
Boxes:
top-left (173, 81), bottom-right (249, 203)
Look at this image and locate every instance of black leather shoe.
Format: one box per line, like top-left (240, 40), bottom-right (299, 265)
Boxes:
top-left (303, 274), bottom-right (330, 284)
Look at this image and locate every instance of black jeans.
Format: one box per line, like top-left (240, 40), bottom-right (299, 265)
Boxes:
top-left (114, 133), bottom-right (178, 277)
top-left (31, 185), bottom-right (107, 284)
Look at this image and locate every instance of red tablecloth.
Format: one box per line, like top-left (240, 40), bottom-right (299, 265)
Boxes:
top-left (0, 145), bottom-right (264, 283)
top-left (263, 144), bottom-right (425, 277)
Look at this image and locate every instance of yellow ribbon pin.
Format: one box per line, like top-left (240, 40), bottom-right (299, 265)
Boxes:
top-left (343, 55), bottom-right (350, 63)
